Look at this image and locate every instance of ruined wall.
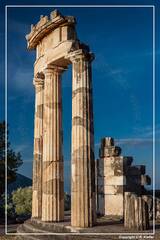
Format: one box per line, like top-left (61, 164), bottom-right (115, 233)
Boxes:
top-left (96, 137), bottom-right (151, 216)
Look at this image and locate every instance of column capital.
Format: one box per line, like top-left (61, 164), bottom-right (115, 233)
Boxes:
top-left (33, 77), bottom-right (44, 87)
top-left (44, 64), bottom-right (67, 74)
top-left (33, 72), bottom-right (44, 87)
top-left (67, 49), bottom-right (94, 63)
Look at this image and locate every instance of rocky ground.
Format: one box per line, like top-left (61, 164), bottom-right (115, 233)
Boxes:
top-left (0, 232), bottom-right (160, 240)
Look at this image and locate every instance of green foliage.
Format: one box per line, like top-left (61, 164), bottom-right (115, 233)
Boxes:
top-left (12, 187), bottom-right (32, 216)
top-left (0, 121), bottom-right (23, 196)
top-left (0, 194), bottom-right (16, 220)
top-left (10, 186), bottom-right (71, 217)
top-left (7, 194), bottom-right (16, 219)
top-left (0, 194), bottom-right (5, 218)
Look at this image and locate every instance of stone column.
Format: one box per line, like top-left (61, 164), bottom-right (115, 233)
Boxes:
top-left (42, 65), bottom-right (64, 222)
top-left (69, 50), bottom-right (96, 227)
top-left (32, 74), bottom-right (44, 219)
top-left (124, 192), bottom-right (150, 230)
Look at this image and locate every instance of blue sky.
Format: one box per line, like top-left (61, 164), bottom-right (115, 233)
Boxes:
top-left (0, 0), bottom-right (160, 193)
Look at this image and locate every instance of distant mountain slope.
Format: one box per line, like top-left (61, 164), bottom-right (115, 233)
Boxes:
top-left (8, 173), bottom-right (32, 194)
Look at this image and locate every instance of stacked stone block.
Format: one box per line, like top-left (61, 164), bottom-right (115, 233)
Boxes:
top-left (96, 137), bottom-right (151, 216)
top-left (97, 137), bottom-right (129, 216)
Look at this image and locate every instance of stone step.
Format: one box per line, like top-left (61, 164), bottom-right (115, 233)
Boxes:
top-left (30, 218), bottom-right (71, 233)
top-left (23, 221), bottom-right (47, 233)
top-left (17, 222), bottom-right (119, 240)
top-left (17, 233), bottom-right (118, 240)
top-left (16, 218), bottom-right (122, 239)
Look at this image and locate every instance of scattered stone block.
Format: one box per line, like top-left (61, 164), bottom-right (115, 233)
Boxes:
top-left (124, 192), bottom-right (150, 230)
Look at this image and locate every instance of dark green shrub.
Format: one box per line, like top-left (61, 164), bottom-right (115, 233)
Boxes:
top-left (0, 194), bottom-right (16, 221)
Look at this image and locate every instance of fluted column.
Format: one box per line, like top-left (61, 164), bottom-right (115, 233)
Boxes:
top-left (32, 74), bottom-right (44, 219)
top-left (69, 50), bottom-right (96, 227)
top-left (42, 65), bottom-right (64, 222)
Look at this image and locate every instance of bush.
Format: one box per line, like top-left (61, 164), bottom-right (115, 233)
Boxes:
top-left (11, 187), bottom-right (71, 217)
top-left (0, 194), bottom-right (16, 222)
top-left (12, 187), bottom-right (32, 216)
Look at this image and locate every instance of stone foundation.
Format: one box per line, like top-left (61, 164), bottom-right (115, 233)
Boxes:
top-left (17, 213), bottom-right (153, 240)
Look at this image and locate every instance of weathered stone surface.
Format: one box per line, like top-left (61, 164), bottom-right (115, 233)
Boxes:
top-left (18, 213), bottom-right (156, 239)
top-left (27, 10), bottom-right (96, 229)
top-left (96, 138), bottom-right (152, 218)
top-left (32, 75), bottom-right (44, 219)
top-left (26, 11), bottom-right (76, 50)
top-left (101, 137), bottom-right (114, 147)
top-left (156, 198), bottom-right (160, 219)
top-left (97, 139), bottom-right (125, 216)
top-left (69, 50), bottom-right (96, 228)
top-left (125, 165), bottom-right (145, 176)
top-left (42, 65), bottom-right (64, 222)
top-left (124, 192), bottom-right (150, 230)
top-left (99, 146), bottom-right (121, 157)
top-left (141, 175), bottom-right (151, 185)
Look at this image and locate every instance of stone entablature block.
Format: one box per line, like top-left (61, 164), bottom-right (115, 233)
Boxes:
top-left (26, 10), bottom-right (76, 50)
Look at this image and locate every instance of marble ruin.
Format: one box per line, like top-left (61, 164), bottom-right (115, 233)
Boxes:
top-left (22, 10), bottom-right (155, 235)
top-left (26, 9), bottom-right (95, 228)
top-left (96, 137), bottom-right (151, 216)
top-left (124, 192), bottom-right (150, 230)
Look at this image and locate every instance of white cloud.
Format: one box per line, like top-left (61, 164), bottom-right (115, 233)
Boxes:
top-left (115, 138), bottom-right (153, 146)
top-left (95, 125), bottom-right (160, 148)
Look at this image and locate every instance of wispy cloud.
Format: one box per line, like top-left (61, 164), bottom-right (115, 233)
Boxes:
top-left (13, 143), bottom-right (30, 153)
top-left (93, 52), bottom-right (133, 91)
top-left (133, 125), bottom-right (160, 138)
top-left (115, 138), bottom-right (154, 147)
top-left (95, 125), bottom-right (160, 148)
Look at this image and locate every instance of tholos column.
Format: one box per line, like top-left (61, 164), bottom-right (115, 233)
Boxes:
top-left (32, 74), bottom-right (44, 218)
top-left (42, 65), bottom-right (64, 222)
top-left (70, 50), bottom-right (96, 227)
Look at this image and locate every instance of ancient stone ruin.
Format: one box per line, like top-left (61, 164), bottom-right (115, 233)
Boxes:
top-left (17, 9), bottom-right (158, 238)
top-left (26, 9), bottom-right (95, 228)
top-left (124, 192), bottom-right (150, 230)
top-left (96, 137), bottom-right (151, 217)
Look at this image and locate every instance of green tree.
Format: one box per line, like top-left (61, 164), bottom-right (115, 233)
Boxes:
top-left (0, 121), bottom-right (23, 196)
top-left (12, 187), bottom-right (32, 216)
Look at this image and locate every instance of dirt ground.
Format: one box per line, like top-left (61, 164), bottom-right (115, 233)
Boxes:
top-left (1, 223), bottom-right (160, 240)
